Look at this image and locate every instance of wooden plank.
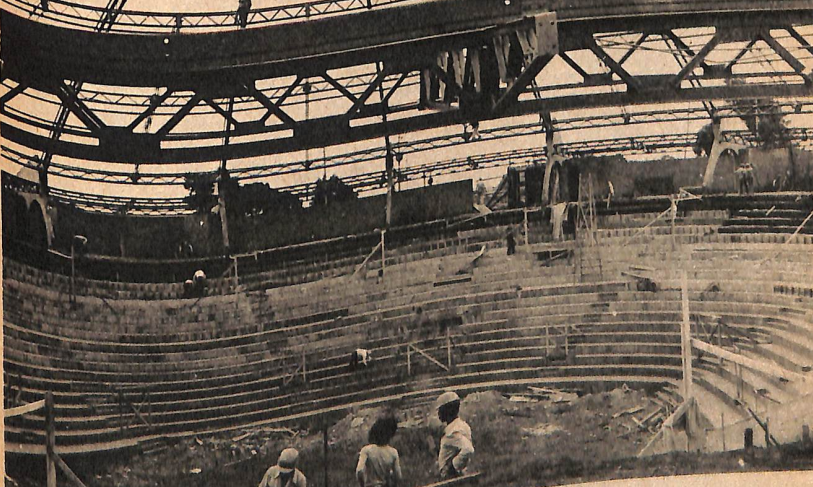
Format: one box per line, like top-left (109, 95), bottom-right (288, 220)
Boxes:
top-left (420, 472), bottom-right (481, 487)
top-left (54, 453), bottom-right (89, 487)
top-left (409, 343), bottom-right (449, 372)
top-left (681, 271), bottom-right (693, 399)
top-left (4, 399), bottom-right (46, 418)
top-left (691, 338), bottom-right (804, 382)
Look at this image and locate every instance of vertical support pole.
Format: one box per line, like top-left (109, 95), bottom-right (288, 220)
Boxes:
top-left (323, 423), bottom-right (329, 487)
top-left (523, 208), bottom-right (529, 246)
top-left (232, 256), bottom-right (239, 289)
top-left (380, 230), bottom-right (386, 278)
top-left (446, 327), bottom-right (452, 370)
top-left (407, 344), bottom-right (411, 376)
top-left (671, 198), bottom-right (677, 249)
top-left (545, 326), bottom-right (549, 356)
top-left (765, 417), bottom-right (770, 448)
top-left (681, 270), bottom-right (693, 400)
top-left (564, 332), bottom-right (569, 357)
top-left (45, 392), bottom-right (57, 487)
top-left (70, 242), bottom-right (76, 305)
top-left (302, 347), bottom-right (307, 383)
top-left (721, 412), bottom-right (726, 451)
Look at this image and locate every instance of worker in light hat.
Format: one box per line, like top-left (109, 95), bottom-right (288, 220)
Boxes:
top-left (435, 391), bottom-right (474, 479)
top-left (258, 447), bottom-right (307, 487)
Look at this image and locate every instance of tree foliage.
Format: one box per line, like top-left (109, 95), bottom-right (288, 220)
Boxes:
top-left (727, 79), bottom-right (790, 148)
top-left (228, 182), bottom-right (302, 218)
top-left (312, 175), bottom-right (357, 207)
top-left (183, 173), bottom-right (218, 214)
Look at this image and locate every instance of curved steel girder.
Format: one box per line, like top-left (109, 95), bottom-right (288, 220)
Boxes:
top-left (4, 82), bottom-right (812, 164)
top-left (3, 1), bottom-right (812, 88)
top-left (2, 0), bottom-right (409, 34)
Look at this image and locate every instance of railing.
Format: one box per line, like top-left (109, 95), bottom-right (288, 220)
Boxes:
top-left (2, 0), bottom-right (411, 34)
top-left (4, 393), bottom-right (88, 487)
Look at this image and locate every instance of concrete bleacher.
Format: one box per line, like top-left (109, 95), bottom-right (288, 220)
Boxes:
top-left (5, 203), bottom-right (813, 454)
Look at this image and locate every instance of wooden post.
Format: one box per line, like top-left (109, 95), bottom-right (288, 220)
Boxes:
top-left (545, 326), bottom-right (549, 356)
top-left (523, 209), bottom-right (529, 246)
top-left (70, 243), bottom-right (76, 305)
top-left (323, 424), bottom-right (329, 487)
top-left (765, 417), bottom-right (770, 448)
top-left (721, 412), bottom-right (726, 451)
top-left (302, 347), bottom-right (307, 383)
top-left (45, 392), bottom-right (57, 487)
top-left (380, 230), bottom-right (386, 278)
top-left (681, 271), bottom-right (693, 400)
top-left (407, 344), bottom-right (411, 376)
top-left (232, 256), bottom-right (239, 289)
top-left (446, 327), bottom-right (452, 370)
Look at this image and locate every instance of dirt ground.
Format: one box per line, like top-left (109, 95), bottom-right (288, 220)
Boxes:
top-left (7, 386), bottom-right (813, 487)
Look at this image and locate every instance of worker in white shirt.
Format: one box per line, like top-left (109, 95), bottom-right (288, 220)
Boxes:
top-left (435, 391), bottom-right (474, 478)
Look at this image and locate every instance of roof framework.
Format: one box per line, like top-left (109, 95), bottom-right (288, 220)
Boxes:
top-left (2, 0), bottom-right (813, 211)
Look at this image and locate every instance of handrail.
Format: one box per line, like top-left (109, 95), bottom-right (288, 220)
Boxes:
top-left (1, 0), bottom-right (410, 34)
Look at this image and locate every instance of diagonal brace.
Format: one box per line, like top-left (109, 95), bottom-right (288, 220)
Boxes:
top-left (559, 51), bottom-right (591, 80)
top-left (204, 97), bottom-right (241, 128)
top-left (126, 89), bottom-right (174, 131)
top-left (665, 31), bottom-right (711, 70)
top-left (588, 39), bottom-right (642, 91)
top-left (382, 72), bottom-right (409, 107)
top-left (258, 77), bottom-right (301, 124)
top-left (55, 83), bottom-right (107, 134)
top-left (760, 28), bottom-right (812, 86)
top-left (156, 93), bottom-right (202, 138)
top-left (246, 83), bottom-right (297, 127)
top-left (671, 34), bottom-right (720, 88)
top-left (0, 83), bottom-right (28, 108)
top-left (619, 33), bottom-right (649, 65)
top-left (344, 67), bottom-right (391, 119)
top-left (786, 27), bottom-right (813, 54)
top-left (322, 72), bottom-right (358, 103)
top-left (493, 53), bottom-right (554, 113)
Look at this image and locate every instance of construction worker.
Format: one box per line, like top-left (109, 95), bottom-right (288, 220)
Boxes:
top-left (356, 416), bottom-right (403, 487)
top-left (259, 448), bottom-right (306, 487)
top-left (236, 0), bottom-right (251, 28)
top-left (435, 391), bottom-right (474, 479)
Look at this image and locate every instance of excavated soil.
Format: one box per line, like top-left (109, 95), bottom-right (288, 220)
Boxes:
top-left (7, 386), bottom-right (813, 487)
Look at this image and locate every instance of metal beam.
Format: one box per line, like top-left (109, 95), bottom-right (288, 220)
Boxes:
top-left (246, 83), bottom-right (297, 127)
top-left (618, 33), bottom-right (648, 65)
top-left (322, 72), bottom-right (358, 103)
top-left (588, 39), bottom-right (642, 91)
top-left (671, 34), bottom-right (720, 88)
top-left (126, 89), bottom-right (174, 131)
top-left (5, 81), bottom-right (812, 163)
top-left (493, 53), bottom-right (554, 113)
top-left (760, 28), bottom-right (813, 86)
top-left (155, 93), bottom-right (202, 138)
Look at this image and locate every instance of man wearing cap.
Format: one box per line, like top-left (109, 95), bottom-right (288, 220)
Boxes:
top-left (435, 391), bottom-right (474, 478)
top-left (259, 448), bottom-right (307, 487)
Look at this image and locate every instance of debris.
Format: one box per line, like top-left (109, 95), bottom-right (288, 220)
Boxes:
top-left (509, 395), bottom-right (537, 403)
top-left (194, 437), bottom-right (204, 446)
top-left (612, 406), bottom-right (644, 419)
top-left (522, 423), bottom-right (564, 437)
top-left (351, 417), bottom-right (366, 428)
top-left (231, 432), bottom-right (251, 442)
top-left (190, 468), bottom-right (201, 474)
top-left (260, 426), bottom-right (297, 436)
top-left (640, 407), bottom-right (663, 426)
top-left (527, 386), bottom-right (579, 403)
top-left (397, 417), bottom-right (423, 429)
